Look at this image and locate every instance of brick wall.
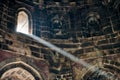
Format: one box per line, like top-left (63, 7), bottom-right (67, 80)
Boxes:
top-left (0, 0), bottom-right (120, 80)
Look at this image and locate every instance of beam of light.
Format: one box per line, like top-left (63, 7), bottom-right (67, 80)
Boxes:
top-left (25, 34), bottom-right (91, 68)
top-left (23, 33), bottom-right (115, 79)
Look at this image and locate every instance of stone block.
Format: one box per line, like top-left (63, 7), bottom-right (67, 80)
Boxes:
top-left (41, 48), bottom-right (50, 54)
top-left (113, 24), bottom-right (120, 31)
top-left (98, 39), bottom-right (108, 45)
top-left (74, 49), bottom-right (84, 54)
top-left (81, 42), bottom-right (94, 47)
top-left (31, 52), bottom-right (40, 58)
top-left (2, 44), bottom-right (9, 50)
top-left (113, 42), bottom-right (120, 48)
top-left (108, 50), bottom-right (115, 54)
top-left (109, 38), bottom-right (117, 43)
top-left (84, 47), bottom-right (94, 53)
top-left (29, 46), bottom-right (40, 52)
top-left (0, 43), bottom-right (2, 49)
top-left (100, 44), bottom-right (113, 50)
top-left (110, 32), bottom-right (119, 37)
top-left (5, 39), bottom-right (13, 45)
top-left (55, 43), bottom-right (78, 48)
top-left (115, 48), bottom-right (120, 53)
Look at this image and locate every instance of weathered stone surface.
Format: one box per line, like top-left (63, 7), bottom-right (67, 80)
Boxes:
top-left (0, 50), bottom-right (49, 80)
top-left (0, 0), bottom-right (120, 80)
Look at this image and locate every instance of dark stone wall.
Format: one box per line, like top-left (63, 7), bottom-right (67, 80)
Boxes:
top-left (0, 0), bottom-right (120, 80)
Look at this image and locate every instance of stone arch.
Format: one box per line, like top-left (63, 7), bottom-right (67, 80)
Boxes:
top-left (16, 7), bottom-right (33, 34)
top-left (82, 61), bottom-right (120, 80)
top-left (0, 61), bottom-right (44, 80)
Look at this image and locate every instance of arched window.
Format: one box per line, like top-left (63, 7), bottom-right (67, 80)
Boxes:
top-left (16, 11), bottom-right (31, 34)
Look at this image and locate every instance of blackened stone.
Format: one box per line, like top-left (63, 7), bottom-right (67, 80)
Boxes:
top-left (100, 44), bottom-right (113, 50)
top-left (29, 46), bottom-right (40, 52)
top-left (5, 39), bottom-right (13, 45)
top-left (2, 44), bottom-right (8, 50)
top-left (74, 49), bottom-right (84, 54)
top-left (84, 48), bottom-right (94, 53)
top-left (98, 40), bottom-right (108, 45)
top-left (81, 42), bottom-right (94, 47)
top-left (108, 50), bottom-right (115, 54)
top-left (113, 42), bottom-right (120, 48)
top-left (115, 48), bottom-right (120, 53)
top-left (31, 52), bottom-right (39, 57)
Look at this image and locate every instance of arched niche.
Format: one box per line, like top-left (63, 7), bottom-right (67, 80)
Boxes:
top-left (82, 63), bottom-right (120, 80)
top-left (0, 61), bottom-right (43, 80)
